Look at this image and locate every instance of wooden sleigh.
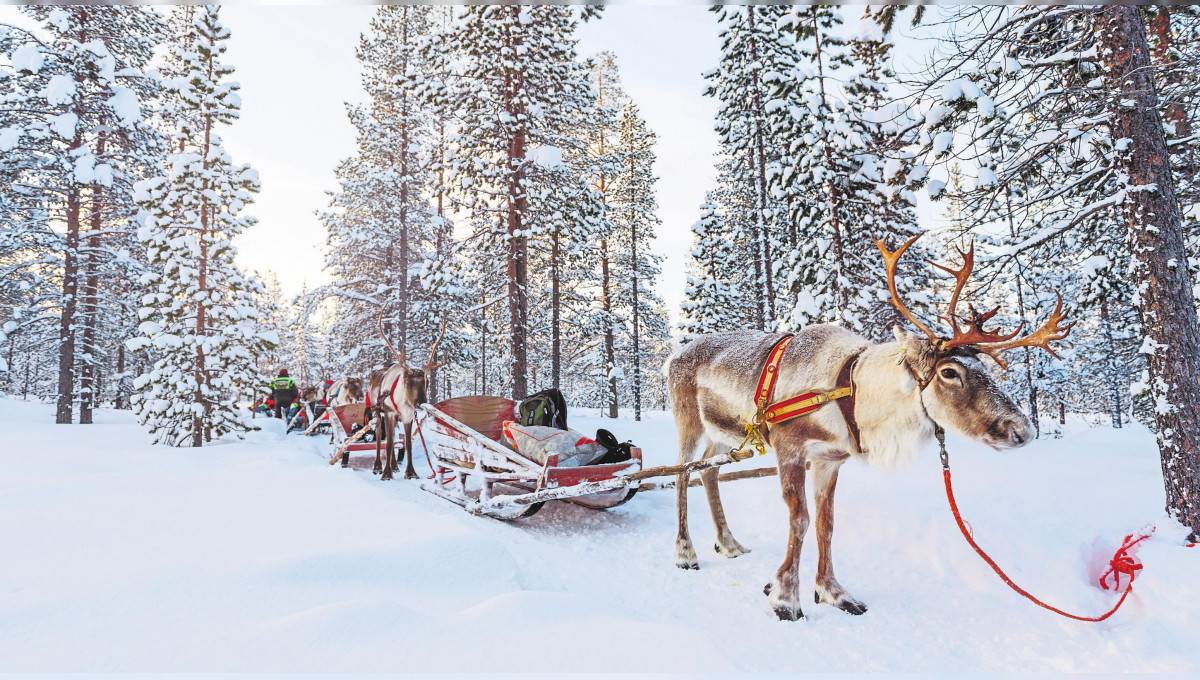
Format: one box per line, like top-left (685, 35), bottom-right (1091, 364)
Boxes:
top-left (416, 396), bottom-right (755, 521)
top-left (417, 396), bottom-right (644, 520)
top-left (324, 403), bottom-right (397, 468)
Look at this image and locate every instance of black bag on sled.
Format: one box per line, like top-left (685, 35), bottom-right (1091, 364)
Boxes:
top-left (518, 388), bottom-right (568, 430)
top-left (590, 428), bottom-right (633, 465)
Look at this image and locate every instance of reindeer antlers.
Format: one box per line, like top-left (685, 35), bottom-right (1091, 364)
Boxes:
top-left (377, 301), bottom-right (404, 365)
top-left (876, 232), bottom-right (1073, 368)
top-left (426, 315), bottom-right (448, 370)
top-left (875, 233), bottom-right (940, 345)
top-left (970, 293), bottom-right (1075, 369)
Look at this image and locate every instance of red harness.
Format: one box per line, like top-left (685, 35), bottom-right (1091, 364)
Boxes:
top-left (753, 335), bottom-right (863, 452)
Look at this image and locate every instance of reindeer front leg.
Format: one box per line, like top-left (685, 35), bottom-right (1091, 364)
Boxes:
top-left (381, 414), bottom-right (397, 481)
top-left (765, 453), bottom-right (808, 621)
top-left (402, 420), bottom-right (418, 480)
top-left (373, 412), bottom-right (384, 475)
top-left (811, 457), bottom-right (867, 615)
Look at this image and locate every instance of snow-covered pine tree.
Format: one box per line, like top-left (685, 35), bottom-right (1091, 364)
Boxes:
top-left (705, 5), bottom-right (793, 331)
top-left (128, 6), bottom-right (273, 447)
top-left (426, 5), bottom-right (596, 400)
top-left (609, 102), bottom-right (667, 421)
top-left (581, 51), bottom-right (625, 417)
top-left (769, 6), bottom-right (921, 341)
top-left (316, 6), bottom-right (443, 375)
top-left (680, 195), bottom-right (744, 342)
top-left (1, 6), bottom-right (165, 422)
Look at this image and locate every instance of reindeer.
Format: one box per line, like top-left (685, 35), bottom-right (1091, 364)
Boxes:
top-left (326, 377), bottom-right (364, 408)
top-left (664, 233), bottom-right (1072, 621)
top-left (367, 311), bottom-right (446, 481)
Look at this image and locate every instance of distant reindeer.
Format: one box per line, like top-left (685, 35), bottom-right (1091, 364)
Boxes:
top-left (326, 377), bottom-right (364, 408)
top-left (664, 234), bottom-right (1071, 621)
top-left (367, 312), bottom-right (446, 481)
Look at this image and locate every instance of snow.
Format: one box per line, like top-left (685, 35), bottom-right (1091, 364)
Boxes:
top-left (49, 112), bottom-right (78, 139)
top-left (526, 144), bottom-right (564, 170)
top-left (0, 127), bottom-right (21, 152)
top-left (0, 396), bottom-right (1197, 672)
top-left (44, 74), bottom-right (76, 106)
top-left (107, 86), bottom-right (141, 125)
top-left (11, 43), bottom-right (43, 74)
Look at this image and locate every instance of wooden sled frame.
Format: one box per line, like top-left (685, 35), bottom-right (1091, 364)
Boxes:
top-left (417, 397), bottom-right (644, 521)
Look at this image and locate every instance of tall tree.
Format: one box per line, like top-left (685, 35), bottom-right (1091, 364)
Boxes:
top-left (128, 6), bottom-right (272, 446)
top-left (1, 6), bottom-right (165, 423)
top-left (428, 5), bottom-right (595, 399)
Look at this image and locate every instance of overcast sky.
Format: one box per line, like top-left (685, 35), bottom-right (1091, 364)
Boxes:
top-left (219, 6), bottom-right (723, 324)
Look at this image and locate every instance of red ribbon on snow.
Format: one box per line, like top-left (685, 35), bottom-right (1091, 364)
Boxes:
top-left (1098, 530), bottom-right (1152, 592)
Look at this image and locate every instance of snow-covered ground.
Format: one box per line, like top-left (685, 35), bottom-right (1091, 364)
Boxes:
top-left (1, 396), bottom-right (1197, 672)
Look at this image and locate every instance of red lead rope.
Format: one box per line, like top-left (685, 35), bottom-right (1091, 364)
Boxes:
top-left (942, 466), bottom-right (1139, 622)
top-left (932, 425), bottom-right (1198, 622)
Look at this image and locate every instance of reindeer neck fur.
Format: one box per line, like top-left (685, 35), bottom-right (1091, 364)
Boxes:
top-left (852, 341), bottom-right (936, 470)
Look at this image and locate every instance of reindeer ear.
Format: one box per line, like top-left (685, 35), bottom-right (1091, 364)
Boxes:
top-left (894, 326), bottom-right (937, 376)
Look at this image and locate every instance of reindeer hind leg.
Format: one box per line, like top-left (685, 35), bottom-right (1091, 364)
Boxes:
top-left (673, 406), bottom-right (704, 570)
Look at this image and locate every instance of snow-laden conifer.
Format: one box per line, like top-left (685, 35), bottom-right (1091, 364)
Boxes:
top-left (128, 6), bottom-right (273, 446)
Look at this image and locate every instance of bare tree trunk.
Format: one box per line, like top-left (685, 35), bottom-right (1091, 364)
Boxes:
top-left (1100, 297), bottom-right (1124, 428)
top-left (602, 237), bottom-right (617, 418)
top-left (551, 226), bottom-right (561, 391)
top-left (1099, 5), bottom-right (1200, 539)
top-left (78, 129), bottom-right (106, 425)
top-left (747, 6), bottom-right (776, 327)
top-left (504, 7), bottom-right (529, 400)
top-left (55, 113), bottom-right (86, 425)
top-left (631, 220), bottom-right (642, 422)
top-left (398, 7), bottom-right (411, 364)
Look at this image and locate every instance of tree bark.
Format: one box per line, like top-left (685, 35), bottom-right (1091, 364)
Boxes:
top-left (602, 237), bottom-right (617, 418)
top-left (505, 6), bottom-right (529, 400)
top-left (398, 7), bottom-right (411, 365)
top-left (1098, 5), bottom-right (1200, 539)
top-left (747, 6), bottom-right (776, 327)
top-left (78, 128), bottom-right (106, 425)
top-left (56, 182), bottom-right (81, 424)
top-left (551, 226), bottom-right (561, 391)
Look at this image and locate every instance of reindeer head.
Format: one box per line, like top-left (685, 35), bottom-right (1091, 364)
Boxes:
top-left (373, 308), bottom-right (448, 418)
top-left (877, 234), bottom-right (1074, 450)
top-left (344, 377), bottom-right (364, 403)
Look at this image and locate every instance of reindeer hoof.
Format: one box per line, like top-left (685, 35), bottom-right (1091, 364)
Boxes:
top-left (714, 540), bottom-right (749, 558)
top-left (838, 600), bottom-right (868, 616)
top-left (405, 470), bottom-right (419, 480)
top-left (773, 604), bottom-right (804, 621)
top-left (815, 589), bottom-right (868, 615)
top-left (676, 559), bottom-right (699, 570)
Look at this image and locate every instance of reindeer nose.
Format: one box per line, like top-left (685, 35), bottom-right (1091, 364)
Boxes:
top-left (1000, 417), bottom-right (1033, 448)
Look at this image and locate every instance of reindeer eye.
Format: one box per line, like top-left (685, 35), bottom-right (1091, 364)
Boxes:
top-left (940, 368), bottom-right (958, 380)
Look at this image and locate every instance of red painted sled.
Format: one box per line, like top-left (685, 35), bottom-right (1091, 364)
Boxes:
top-left (417, 396), bottom-right (644, 521)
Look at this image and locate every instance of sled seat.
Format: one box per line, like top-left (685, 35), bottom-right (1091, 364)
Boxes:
top-left (431, 396), bottom-right (519, 443)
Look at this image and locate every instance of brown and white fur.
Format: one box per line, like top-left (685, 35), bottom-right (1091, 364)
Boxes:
top-left (326, 377), bottom-right (364, 408)
top-left (665, 325), bottom-right (1033, 621)
top-left (366, 364), bottom-right (427, 481)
